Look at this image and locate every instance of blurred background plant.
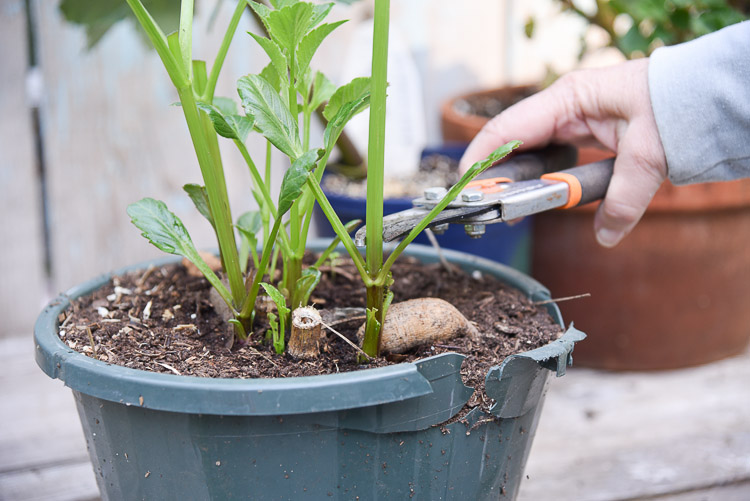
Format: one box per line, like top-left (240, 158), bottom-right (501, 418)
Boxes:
top-left (527, 0), bottom-right (749, 61)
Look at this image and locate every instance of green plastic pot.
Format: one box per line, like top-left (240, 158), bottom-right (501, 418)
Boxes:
top-left (34, 240), bottom-right (584, 500)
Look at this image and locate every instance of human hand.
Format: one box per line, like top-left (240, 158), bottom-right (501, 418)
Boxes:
top-left (459, 59), bottom-right (667, 247)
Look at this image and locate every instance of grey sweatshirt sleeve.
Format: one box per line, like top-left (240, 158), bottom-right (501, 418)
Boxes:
top-left (648, 21), bottom-right (750, 185)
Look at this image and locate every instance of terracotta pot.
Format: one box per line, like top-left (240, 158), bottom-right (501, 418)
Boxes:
top-left (532, 179), bottom-right (750, 370)
top-left (441, 85), bottom-right (539, 144)
top-left (440, 85), bottom-right (612, 166)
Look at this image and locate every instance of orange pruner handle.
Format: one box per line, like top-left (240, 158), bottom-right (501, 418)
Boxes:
top-left (465, 177), bottom-right (512, 194)
top-left (540, 172), bottom-right (582, 209)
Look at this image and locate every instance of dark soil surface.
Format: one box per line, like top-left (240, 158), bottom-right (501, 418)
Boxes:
top-left (453, 88), bottom-right (538, 119)
top-left (59, 254), bottom-right (562, 413)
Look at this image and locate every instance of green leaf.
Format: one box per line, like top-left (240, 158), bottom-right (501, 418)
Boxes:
top-left (269, 0), bottom-right (298, 9)
top-left (295, 20), bottom-right (346, 75)
top-left (236, 211), bottom-right (262, 272)
top-left (308, 3), bottom-right (334, 31)
top-left (266, 2), bottom-right (313, 53)
top-left (323, 92), bottom-right (370, 153)
top-left (238, 74), bottom-right (302, 158)
top-left (293, 268), bottom-right (321, 308)
top-left (247, 32), bottom-right (288, 87)
top-left (126, 198), bottom-right (233, 307)
top-left (183, 184), bottom-right (213, 227)
top-left (236, 210), bottom-right (263, 235)
top-left (196, 102), bottom-right (254, 142)
top-left (260, 63), bottom-right (282, 93)
top-left (212, 96), bottom-right (238, 116)
top-left (323, 76), bottom-right (371, 121)
top-left (261, 282), bottom-right (290, 316)
top-left (247, 1), bottom-right (272, 31)
top-left (310, 71), bottom-right (336, 111)
top-left (277, 148), bottom-right (323, 215)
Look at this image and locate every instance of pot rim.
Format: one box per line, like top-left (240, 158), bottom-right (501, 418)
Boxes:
top-left (34, 239), bottom-right (572, 416)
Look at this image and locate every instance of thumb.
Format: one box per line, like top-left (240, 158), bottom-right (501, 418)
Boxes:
top-left (594, 128), bottom-right (666, 247)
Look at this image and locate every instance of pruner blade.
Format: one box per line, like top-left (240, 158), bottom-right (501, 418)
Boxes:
top-left (354, 157), bottom-right (615, 247)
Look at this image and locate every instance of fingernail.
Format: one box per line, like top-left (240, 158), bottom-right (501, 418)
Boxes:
top-left (596, 228), bottom-right (622, 248)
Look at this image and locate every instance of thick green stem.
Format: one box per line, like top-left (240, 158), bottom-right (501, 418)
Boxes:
top-left (177, 87), bottom-right (245, 307)
top-left (361, 0), bottom-right (390, 358)
top-left (285, 255), bottom-right (302, 306)
top-left (361, 285), bottom-right (384, 358)
top-left (178, 0), bottom-right (194, 81)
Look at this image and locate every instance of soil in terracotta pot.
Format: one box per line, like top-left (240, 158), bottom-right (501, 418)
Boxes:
top-left (322, 153), bottom-right (460, 198)
top-left (58, 254), bottom-right (562, 413)
top-left (454, 88), bottom-right (537, 119)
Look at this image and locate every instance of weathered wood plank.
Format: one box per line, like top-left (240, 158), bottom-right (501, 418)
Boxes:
top-left (0, 337), bottom-right (90, 474)
top-left (0, 0), bottom-right (47, 338)
top-left (517, 349), bottom-right (750, 501)
top-left (33, 1), bottom-right (269, 294)
top-left (0, 461), bottom-right (99, 501)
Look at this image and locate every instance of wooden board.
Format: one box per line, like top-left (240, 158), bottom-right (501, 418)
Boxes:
top-left (0, 0), bottom-right (48, 338)
top-left (517, 349), bottom-right (750, 500)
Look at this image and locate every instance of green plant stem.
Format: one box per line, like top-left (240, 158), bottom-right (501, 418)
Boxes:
top-left (178, 0), bottom-right (194, 81)
top-left (233, 139), bottom-right (278, 217)
top-left (305, 175), bottom-right (369, 283)
top-left (361, 285), bottom-right (384, 358)
top-left (240, 217), bottom-right (284, 320)
top-left (361, 0), bottom-right (390, 358)
top-left (299, 149), bottom-right (333, 248)
top-left (177, 87), bottom-right (245, 307)
top-left (203, 0), bottom-right (247, 101)
top-left (125, 0), bottom-right (188, 88)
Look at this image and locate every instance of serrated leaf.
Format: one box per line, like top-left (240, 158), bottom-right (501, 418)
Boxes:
top-left (247, 32), bottom-right (288, 87)
top-left (323, 77), bottom-right (371, 121)
top-left (308, 3), bottom-right (334, 31)
top-left (126, 198), bottom-right (233, 307)
top-left (295, 20), bottom-right (346, 75)
top-left (310, 71), bottom-right (335, 111)
top-left (247, 1), bottom-right (272, 31)
top-left (266, 2), bottom-right (313, 53)
top-left (238, 74), bottom-right (302, 158)
top-left (277, 148), bottom-right (323, 215)
top-left (183, 184), bottom-right (213, 227)
top-left (261, 282), bottom-right (289, 315)
top-left (196, 102), bottom-right (254, 142)
top-left (293, 268), bottom-right (321, 308)
top-left (323, 92), bottom-right (370, 153)
top-left (465, 140), bottom-right (522, 178)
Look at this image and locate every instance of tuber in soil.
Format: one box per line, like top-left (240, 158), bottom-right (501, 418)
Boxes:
top-left (358, 298), bottom-right (479, 354)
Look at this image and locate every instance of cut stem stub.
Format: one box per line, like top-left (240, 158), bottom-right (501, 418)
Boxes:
top-left (288, 306), bottom-right (323, 359)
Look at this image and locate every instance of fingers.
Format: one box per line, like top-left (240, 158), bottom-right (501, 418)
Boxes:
top-left (593, 120), bottom-right (667, 247)
top-left (458, 59), bottom-right (668, 247)
top-left (458, 80), bottom-right (574, 173)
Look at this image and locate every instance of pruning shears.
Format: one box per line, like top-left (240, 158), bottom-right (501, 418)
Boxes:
top-left (354, 144), bottom-right (615, 246)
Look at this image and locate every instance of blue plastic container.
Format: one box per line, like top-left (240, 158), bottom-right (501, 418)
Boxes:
top-left (314, 145), bottom-right (532, 273)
